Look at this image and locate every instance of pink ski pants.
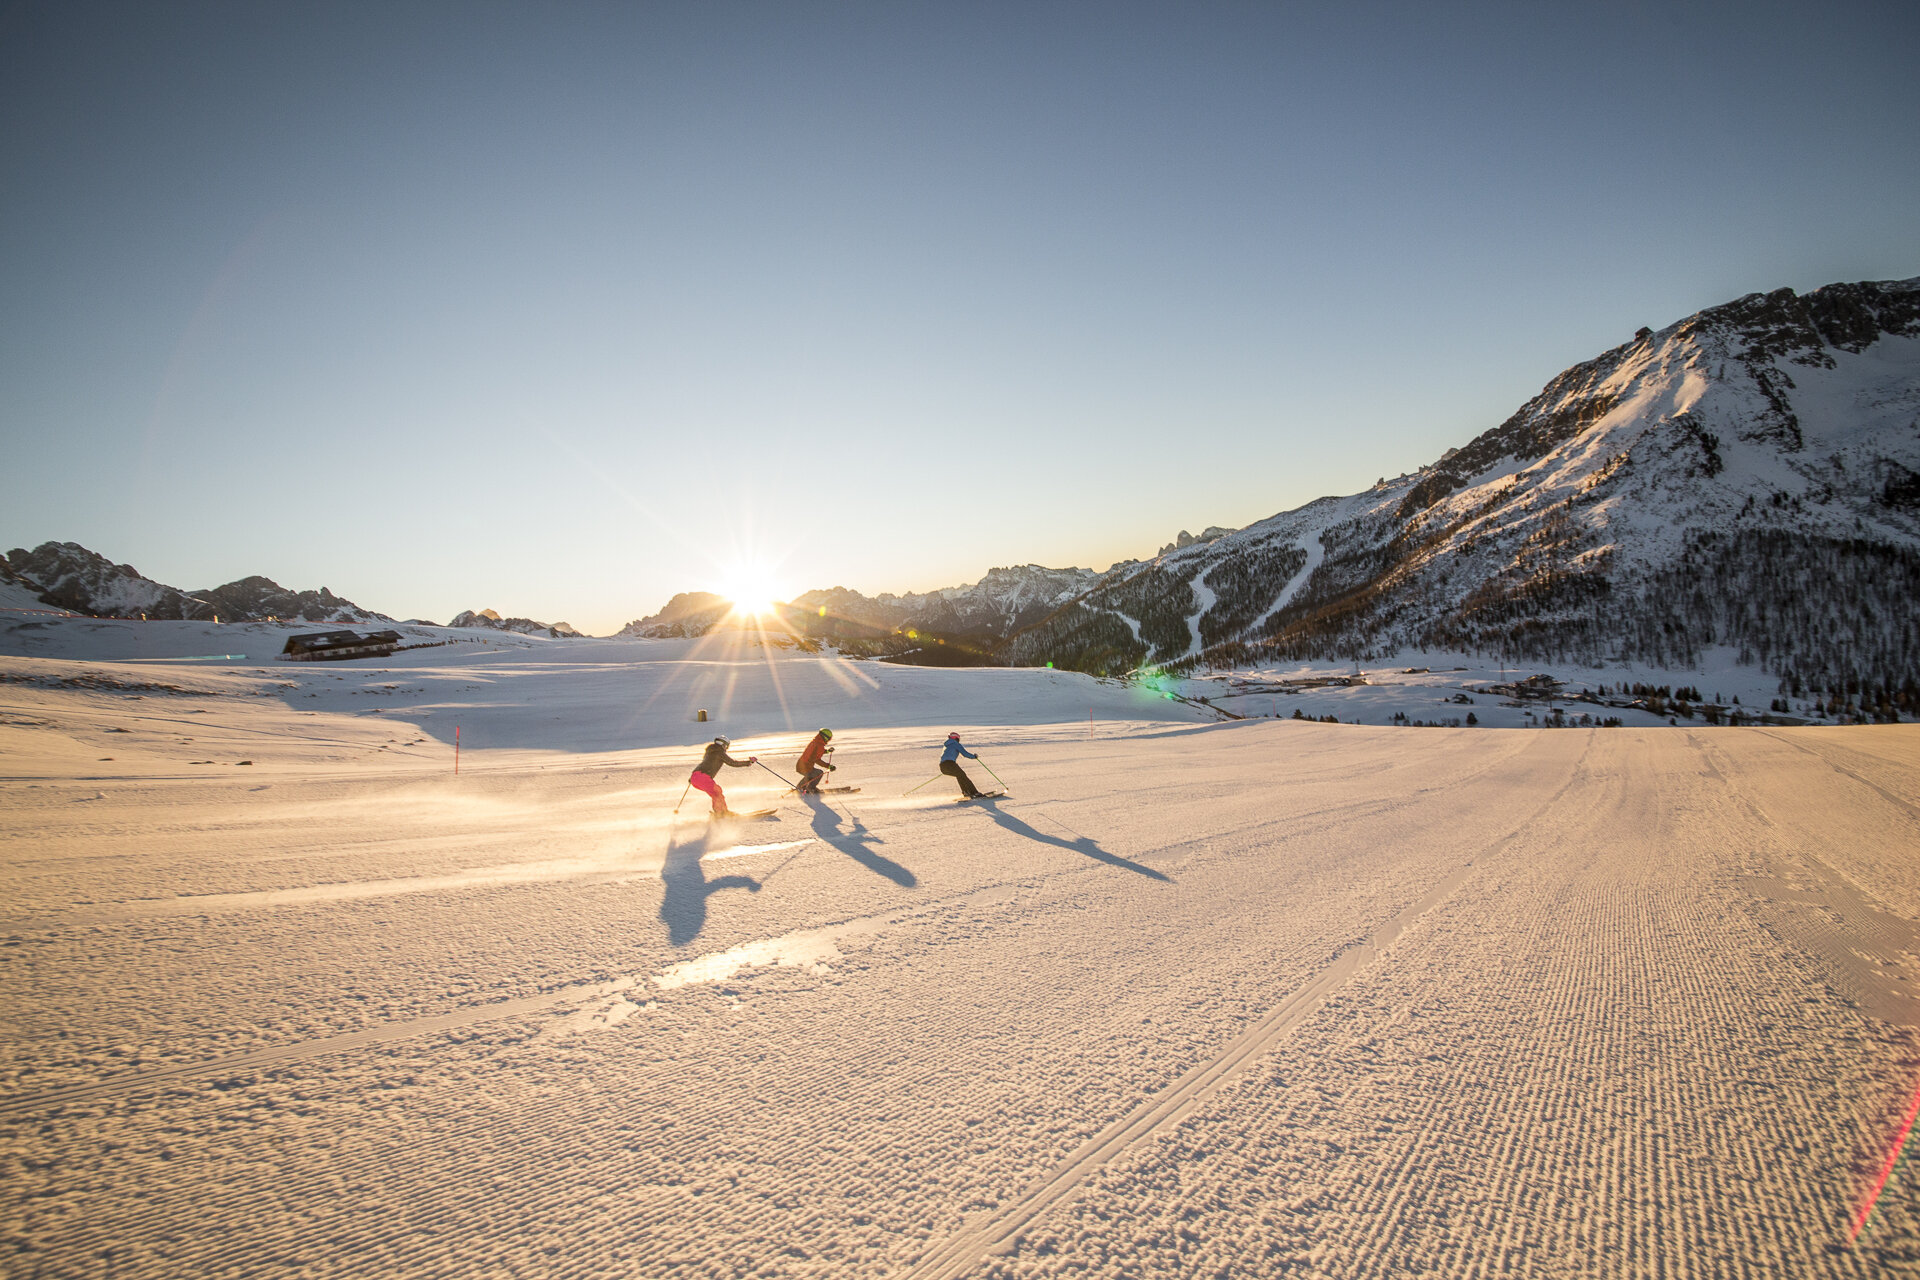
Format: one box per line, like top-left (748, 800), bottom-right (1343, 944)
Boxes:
top-left (689, 769), bottom-right (727, 813)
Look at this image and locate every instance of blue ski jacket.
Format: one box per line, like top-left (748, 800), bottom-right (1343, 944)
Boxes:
top-left (940, 738), bottom-right (976, 762)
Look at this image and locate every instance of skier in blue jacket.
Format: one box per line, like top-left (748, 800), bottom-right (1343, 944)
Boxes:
top-left (939, 731), bottom-right (982, 798)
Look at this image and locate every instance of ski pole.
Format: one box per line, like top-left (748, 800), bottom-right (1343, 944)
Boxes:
top-left (752, 759), bottom-right (795, 789)
top-left (672, 782), bottom-right (692, 814)
top-left (903, 774), bottom-right (941, 796)
top-left (976, 757), bottom-right (1008, 791)
top-left (784, 745), bottom-right (834, 795)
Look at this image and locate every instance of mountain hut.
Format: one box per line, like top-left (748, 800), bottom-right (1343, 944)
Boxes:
top-left (280, 629), bottom-right (403, 661)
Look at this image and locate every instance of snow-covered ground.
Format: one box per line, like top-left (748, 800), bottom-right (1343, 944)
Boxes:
top-left (3, 617), bottom-right (1918, 1277)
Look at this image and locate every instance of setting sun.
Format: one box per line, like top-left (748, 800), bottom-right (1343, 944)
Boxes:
top-left (719, 569), bottom-right (785, 620)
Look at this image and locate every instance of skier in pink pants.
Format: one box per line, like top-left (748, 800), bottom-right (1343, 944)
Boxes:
top-left (690, 736), bottom-right (755, 817)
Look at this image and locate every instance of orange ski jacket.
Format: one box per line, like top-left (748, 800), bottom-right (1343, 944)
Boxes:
top-left (796, 731), bottom-right (831, 774)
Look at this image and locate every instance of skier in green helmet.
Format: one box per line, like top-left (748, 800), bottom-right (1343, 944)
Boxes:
top-left (795, 728), bottom-right (835, 795)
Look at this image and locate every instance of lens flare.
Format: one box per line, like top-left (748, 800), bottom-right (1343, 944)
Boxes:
top-left (1853, 1069), bottom-right (1920, 1240)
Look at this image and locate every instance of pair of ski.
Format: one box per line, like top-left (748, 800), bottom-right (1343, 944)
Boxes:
top-left (718, 788), bottom-right (1003, 820)
top-left (786, 785), bottom-right (862, 796)
top-left (710, 785), bottom-right (863, 824)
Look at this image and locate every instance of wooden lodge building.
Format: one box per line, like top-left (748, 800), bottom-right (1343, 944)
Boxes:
top-left (280, 629), bottom-right (403, 662)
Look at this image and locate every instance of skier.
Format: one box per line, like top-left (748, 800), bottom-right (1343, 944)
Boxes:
top-left (794, 728), bottom-right (835, 794)
top-left (939, 731), bottom-right (982, 798)
top-left (690, 736), bottom-right (757, 818)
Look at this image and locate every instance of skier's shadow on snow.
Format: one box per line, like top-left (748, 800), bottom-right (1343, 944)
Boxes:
top-left (659, 829), bottom-right (762, 947)
top-left (974, 802), bottom-right (1170, 882)
top-left (802, 795), bottom-right (917, 888)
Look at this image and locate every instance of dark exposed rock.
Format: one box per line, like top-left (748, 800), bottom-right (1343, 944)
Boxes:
top-left (450, 608), bottom-right (581, 639)
top-left (1157, 527), bottom-right (1237, 556)
top-left (623, 566), bottom-right (1100, 645)
top-left (193, 575), bottom-right (388, 624)
top-left (6, 542), bottom-right (213, 619)
top-left (3, 543), bottom-right (390, 623)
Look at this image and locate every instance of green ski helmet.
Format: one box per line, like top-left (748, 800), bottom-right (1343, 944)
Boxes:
top-left (819, 728), bottom-right (833, 739)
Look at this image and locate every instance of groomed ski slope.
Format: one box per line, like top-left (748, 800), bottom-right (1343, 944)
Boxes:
top-left (2, 631), bottom-right (1918, 1277)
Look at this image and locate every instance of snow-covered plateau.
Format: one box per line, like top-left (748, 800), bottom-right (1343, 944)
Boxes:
top-left (2, 616), bottom-right (1917, 1277)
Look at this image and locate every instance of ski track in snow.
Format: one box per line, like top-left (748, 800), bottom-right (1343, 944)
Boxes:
top-left (1179, 571), bottom-right (1217, 662)
top-left (903, 741), bottom-right (1613, 1279)
top-left (1249, 532), bottom-right (1326, 633)
top-left (900, 861), bottom-right (1483, 1280)
top-left (3, 642), bottom-right (1919, 1278)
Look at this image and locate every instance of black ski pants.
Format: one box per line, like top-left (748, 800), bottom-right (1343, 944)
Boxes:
top-left (940, 759), bottom-right (980, 797)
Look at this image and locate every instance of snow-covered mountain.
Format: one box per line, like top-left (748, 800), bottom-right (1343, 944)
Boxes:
top-left (617, 592), bottom-right (732, 639)
top-left (1, 542), bottom-right (392, 624)
top-left (5, 542), bottom-right (217, 620)
top-left (194, 576), bottom-right (389, 626)
top-left (449, 608), bottom-right (583, 639)
top-left (0, 555), bottom-right (54, 612)
top-left (1009, 277), bottom-right (1920, 696)
top-left (618, 566), bottom-right (1099, 650)
top-left (823, 564), bottom-right (1101, 642)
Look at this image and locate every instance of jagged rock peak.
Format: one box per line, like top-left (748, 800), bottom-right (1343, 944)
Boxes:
top-left (1159, 527), bottom-right (1237, 557)
top-left (6, 541), bottom-right (213, 620)
top-left (1, 542), bottom-right (391, 623)
top-left (450, 609), bottom-right (581, 638)
top-left (616, 591), bottom-right (733, 638)
top-left (193, 575), bottom-right (388, 624)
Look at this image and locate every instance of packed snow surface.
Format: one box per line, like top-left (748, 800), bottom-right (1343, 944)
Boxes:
top-left (3, 620), bottom-right (1918, 1277)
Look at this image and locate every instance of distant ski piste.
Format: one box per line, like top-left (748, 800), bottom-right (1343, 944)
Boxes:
top-left (120, 654), bottom-right (247, 662)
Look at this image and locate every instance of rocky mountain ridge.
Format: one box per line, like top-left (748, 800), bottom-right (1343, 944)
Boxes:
top-left (1158, 526), bottom-right (1237, 556)
top-left (617, 565), bottom-right (1100, 655)
top-left (1, 543), bottom-right (392, 625)
top-left (616, 592), bottom-right (731, 639)
top-left (1006, 276), bottom-right (1920, 698)
top-left (0, 543), bottom-right (598, 636)
top-left (450, 609), bottom-right (584, 639)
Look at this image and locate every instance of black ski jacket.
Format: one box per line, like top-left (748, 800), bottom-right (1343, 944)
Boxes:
top-left (696, 743), bottom-right (750, 776)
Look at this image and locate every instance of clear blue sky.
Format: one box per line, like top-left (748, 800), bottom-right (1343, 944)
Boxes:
top-left (3, 1), bottom-right (1915, 633)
